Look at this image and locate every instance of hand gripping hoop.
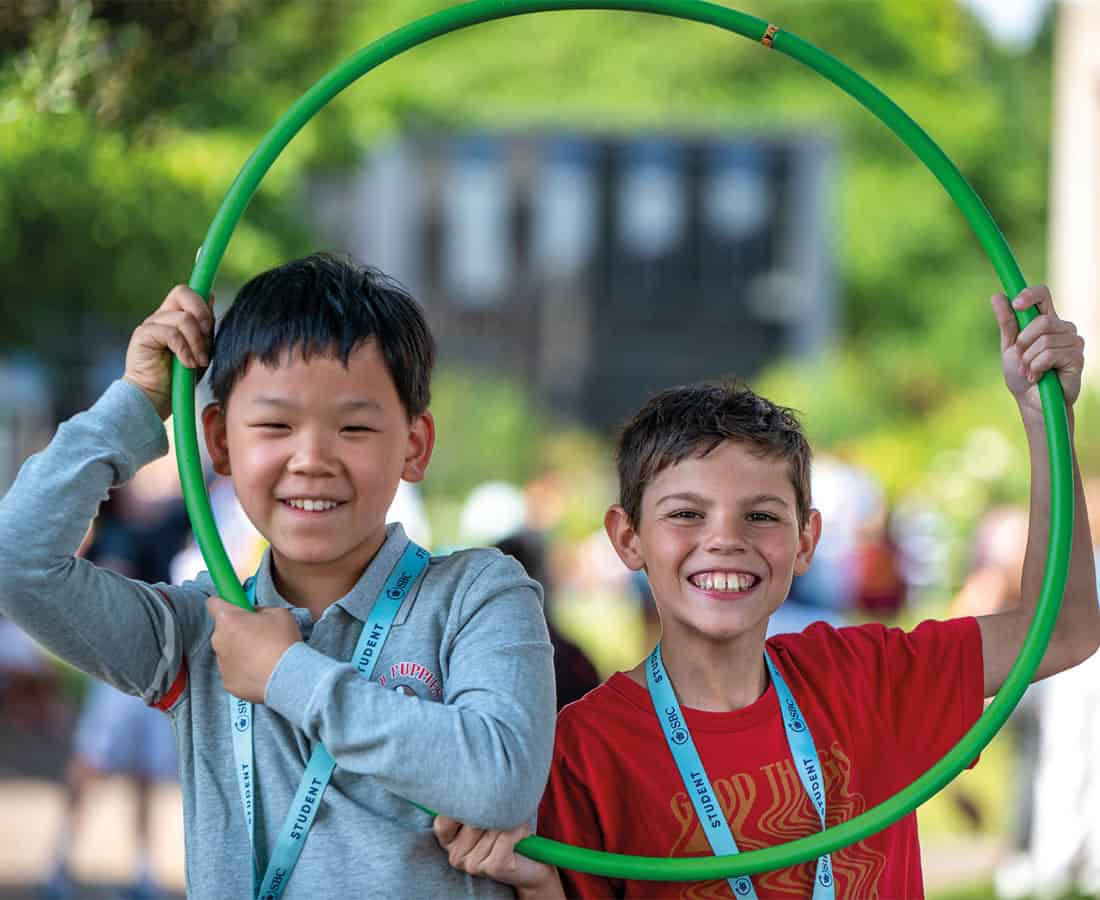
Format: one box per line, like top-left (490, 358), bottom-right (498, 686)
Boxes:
top-left (171, 0), bottom-right (1073, 881)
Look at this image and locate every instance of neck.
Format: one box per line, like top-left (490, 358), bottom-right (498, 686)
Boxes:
top-left (269, 532), bottom-right (386, 620)
top-left (633, 629), bottom-right (769, 713)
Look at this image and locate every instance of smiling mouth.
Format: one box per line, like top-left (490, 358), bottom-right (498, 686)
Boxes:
top-left (689, 571), bottom-right (761, 593)
top-left (281, 498), bottom-right (346, 513)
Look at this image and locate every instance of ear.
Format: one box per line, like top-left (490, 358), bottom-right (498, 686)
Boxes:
top-left (400, 411), bottom-right (436, 483)
top-left (201, 403), bottom-right (232, 477)
top-left (793, 508), bottom-right (823, 576)
top-left (604, 504), bottom-right (646, 572)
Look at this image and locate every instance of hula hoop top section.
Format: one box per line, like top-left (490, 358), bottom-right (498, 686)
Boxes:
top-left (172, 0), bottom-right (1073, 882)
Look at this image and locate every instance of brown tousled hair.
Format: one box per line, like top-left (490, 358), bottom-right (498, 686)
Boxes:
top-left (615, 382), bottom-right (812, 528)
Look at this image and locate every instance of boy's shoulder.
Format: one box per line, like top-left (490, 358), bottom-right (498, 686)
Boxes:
top-left (553, 672), bottom-right (637, 748)
top-left (428, 544), bottom-right (528, 580)
top-left (422, 544), bottom-right (542, 608)
top-left (553, 618), bottom-right (979, 730)
top-left (766, 616), bottom-right (978, 669)
top-left (763, 617), bottom-right (983, 725)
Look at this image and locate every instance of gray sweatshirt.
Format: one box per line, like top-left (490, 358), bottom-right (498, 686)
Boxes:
top-left (0, 379), bottom-right (556, 898)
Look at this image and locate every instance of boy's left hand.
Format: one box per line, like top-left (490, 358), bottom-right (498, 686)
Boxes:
top-left (206, 596), bottom-right (301, 703)
top-left (433, 815), bottom-right (560, 895)
top-left (993, 286), bottom-right (1084, 413)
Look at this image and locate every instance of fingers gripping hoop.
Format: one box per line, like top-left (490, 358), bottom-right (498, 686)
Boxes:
top-left (172, 0), bottom-right (1074, 882)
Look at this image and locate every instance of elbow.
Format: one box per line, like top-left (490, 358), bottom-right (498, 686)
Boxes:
top-left (0, 534), bottom-right (21, 598)
top-left (0, 553), bottom-right (43, 615)
top-left (1075, 590), bottom-right (1100, 664)
top-left (469, 759), bottom-right (549, 831)
top-left (459, 725), bottom-right (553, 830)
top-left (1055, 606), bottom-right (1100, 671)
top-left (1074, 613), bottom-right (1100, 666)
top-left (0, 518), bottom-right (55, 601)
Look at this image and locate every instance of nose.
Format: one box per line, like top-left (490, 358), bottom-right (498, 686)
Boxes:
top-left (287, 428), bottom-right (339, 476)
top-left (704, 516), bottom-right (748, 554)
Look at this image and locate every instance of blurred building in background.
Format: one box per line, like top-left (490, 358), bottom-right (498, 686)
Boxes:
top-left (312, 131), bottom-right (835, 431)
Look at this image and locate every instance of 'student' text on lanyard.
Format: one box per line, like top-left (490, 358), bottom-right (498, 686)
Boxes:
top-left (228, 540), bottom-right (430, 900)
top-left (646, 642), bottom-right (834, 899)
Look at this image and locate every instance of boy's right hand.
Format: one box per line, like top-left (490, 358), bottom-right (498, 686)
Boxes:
top-left (123, 285), bottom-right (214, 420)
top-left (433, 816), bottom-right (564, 899)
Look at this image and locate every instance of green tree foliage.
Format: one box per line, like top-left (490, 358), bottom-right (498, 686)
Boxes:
top-left (0, 0), bottom-right (1056, 486)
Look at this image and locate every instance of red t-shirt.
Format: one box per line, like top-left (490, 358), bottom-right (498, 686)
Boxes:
top-left (539, 618), bottom-right (984, 899)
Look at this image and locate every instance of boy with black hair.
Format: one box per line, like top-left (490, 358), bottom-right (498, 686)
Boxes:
top-left (436, 286), bottom-right (1100, 898)
top-left (0, 252), bottom-right (555, 899)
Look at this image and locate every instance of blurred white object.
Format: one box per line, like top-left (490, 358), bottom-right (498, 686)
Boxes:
top-left (388, 480), bottom-right (432, 549)
top-left (170, 477), bottom-right (264, 584)
top-left (459, 481), bottom-right (527, 547)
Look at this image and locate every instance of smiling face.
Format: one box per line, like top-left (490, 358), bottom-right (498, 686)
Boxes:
top-left (606, 439), bottom-right (820, 653)
top-left (202, 339), bottom-right (434, 602)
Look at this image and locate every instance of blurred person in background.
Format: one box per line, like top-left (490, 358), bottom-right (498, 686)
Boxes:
top-left (494, 529), bottom-right (600, 710)
top-left (850, 503), bottom-right (909, 621)
top-left (947, 505), bottom-right (1038, 891)
top-left (461, 480), bottom-right (600, 709)
top-left (0, 613), bottom-right (63, 737)
top-left (767, 455), bottom-right (879, 635)
top-left (44, 454), bottom-right (190, 900)
top-left (1011, 479), bottom-right (1100, 900)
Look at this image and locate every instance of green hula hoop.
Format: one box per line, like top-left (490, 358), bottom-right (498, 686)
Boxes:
top-left (171, 0), bottom-right (1073, 882)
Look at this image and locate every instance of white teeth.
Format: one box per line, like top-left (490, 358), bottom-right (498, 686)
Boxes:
top-left (694, 572), bottom-right (755, 592)
top-left (286, 498), bottom-right (339, 512)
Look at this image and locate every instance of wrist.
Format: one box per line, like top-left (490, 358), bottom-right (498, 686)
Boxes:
top-left (1017, 396), bottom-right (1075, 435)
top-left (262, 638), bottom-right (302, 705)
top-left (122, 375), bottom-right (170, 420)
top-left (516, 866), bottom-right (564, 900)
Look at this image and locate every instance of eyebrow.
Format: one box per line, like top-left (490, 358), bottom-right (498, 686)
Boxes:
top-left (654, 492), bottom-right (791, 507)
top-left (251, 397), bottom-right (383, 412)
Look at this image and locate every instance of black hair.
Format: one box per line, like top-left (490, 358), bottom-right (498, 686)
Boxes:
top-left (616, 381), bottom-right (812, 528)
top-left (206, 252), bottom-right (435, 417)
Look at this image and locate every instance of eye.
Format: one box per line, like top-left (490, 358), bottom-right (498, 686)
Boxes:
top-left (341, 425), bottom-right (377, 434)
top-left (747, 511), bottom-right (780, 523)
top-left (252, 422), bottom-right (290, 431)
top-left (667, 510), bottom-right (702, 521)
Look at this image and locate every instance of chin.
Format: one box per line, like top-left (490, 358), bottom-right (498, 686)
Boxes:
top-left (277, 544), bottom-right (353, 566)
top-left (704, 609), bottom-right (773, 639)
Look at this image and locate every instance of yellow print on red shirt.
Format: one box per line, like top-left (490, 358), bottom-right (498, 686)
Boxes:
top-left (667, 743), bottom-right (886, 898)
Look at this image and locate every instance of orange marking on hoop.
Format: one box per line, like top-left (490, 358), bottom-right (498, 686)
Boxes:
top-left (761, 24), bottom-right (779, 48)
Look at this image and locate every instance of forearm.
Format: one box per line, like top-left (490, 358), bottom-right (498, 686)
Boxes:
top-left (0, 380), bottom-right (187, 695)
top-left (1019, 404), bottom-right (1100, 670)
top-left (266, 639), bottom-right (556, 829)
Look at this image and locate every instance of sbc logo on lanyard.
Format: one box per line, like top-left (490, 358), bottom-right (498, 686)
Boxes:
top-left (647, 643), bottom-right (836, 900)
top-left (663, 705), bottom-right (689, 745)
top-left (234, 699), bottom-right (250, 733)
top-left (784, 696), bottom-right (806, 732)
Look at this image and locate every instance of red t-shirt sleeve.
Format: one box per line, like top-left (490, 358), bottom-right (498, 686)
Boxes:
top-left (539, 714), bottom-right (620, 899)
top-left (854, 616), bottom-right (984, 778)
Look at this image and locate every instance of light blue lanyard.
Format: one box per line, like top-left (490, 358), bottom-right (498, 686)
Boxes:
top-left (228, 540), bottom-right (430, 900)
top-left (646, 643), bottom-right (834, 899)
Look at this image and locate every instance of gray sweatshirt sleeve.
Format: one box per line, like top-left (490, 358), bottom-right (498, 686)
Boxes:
top-left (264, 556), bottom-right (556, 830)
top-left (0, 379), bottom-right (190, 703)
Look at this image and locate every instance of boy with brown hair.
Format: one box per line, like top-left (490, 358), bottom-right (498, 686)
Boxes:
top-left (436, 285), bottom-right (1099, 898)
